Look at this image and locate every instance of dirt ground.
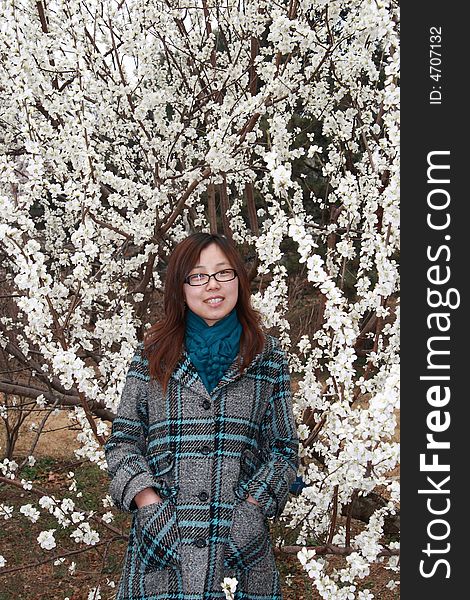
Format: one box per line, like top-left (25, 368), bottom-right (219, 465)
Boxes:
top-left (5, 409), bottom-right (82, 460)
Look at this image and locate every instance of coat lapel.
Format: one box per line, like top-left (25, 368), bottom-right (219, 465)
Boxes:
top-left (170, 351), bottom-right (208, 397)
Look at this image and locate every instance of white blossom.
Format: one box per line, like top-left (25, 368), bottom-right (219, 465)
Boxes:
top-left (221, 577), bottom-right (238, 600)
top-left (19, 504), bottom-right (40, 523)
top-left (0, 504), bottom-right (14, 520)
top-left (36, 394), bottom-right (47, 408)
top-left (37, 529), bottom-right (57, 550)
top-left (358, 591), bottom-right (374, 600)
top-left (87, 587), bottom-right (101, 600)
top-left (70, 522), bottom-right (100, 546)
top-left (102, 511), bottom-right (114, 524)
top-left (39, 496), bottom-right (55, 512)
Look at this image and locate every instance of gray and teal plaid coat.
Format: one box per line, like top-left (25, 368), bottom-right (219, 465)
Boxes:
top-left (104, 333), bottom-right (299, 600)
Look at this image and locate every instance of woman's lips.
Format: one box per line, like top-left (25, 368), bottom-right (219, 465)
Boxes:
top-left (204, 297), bottom-right (224, 306)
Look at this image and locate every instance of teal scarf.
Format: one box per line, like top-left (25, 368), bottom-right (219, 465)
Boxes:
top-left (184, 307), bottom-right (242, 394)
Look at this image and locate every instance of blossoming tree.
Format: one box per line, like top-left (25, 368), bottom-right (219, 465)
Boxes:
top-left (0, 0), bottom-right (399, 597)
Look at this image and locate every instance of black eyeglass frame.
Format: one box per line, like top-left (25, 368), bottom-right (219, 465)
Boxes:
top-left (183, 268), bottom-right (238, 286)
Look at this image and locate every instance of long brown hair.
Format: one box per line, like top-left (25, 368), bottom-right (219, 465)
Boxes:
top-left (143, 233), bottom-right (265, 396)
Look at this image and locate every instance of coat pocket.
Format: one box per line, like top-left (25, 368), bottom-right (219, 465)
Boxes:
top-left (223, 499), bottom-right (271, 572)
top-left (135, 498), bottom-right (181, 570)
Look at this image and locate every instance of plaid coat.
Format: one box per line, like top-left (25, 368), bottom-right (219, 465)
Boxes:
top-left (105, 333), bottom-right (299, 600)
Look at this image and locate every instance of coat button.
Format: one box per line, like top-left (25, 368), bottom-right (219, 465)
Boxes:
top-left (202, 400), bottom-right (211, 410)
top-left (194, 538), bottom-right (206, 548)
top-left (198, 491), bottom-right (209, 502)
top-left (200, 445), bottom-right (211, 455)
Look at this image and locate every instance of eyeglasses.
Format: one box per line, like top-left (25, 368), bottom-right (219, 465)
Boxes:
top-left (184, 268), bottom-right (238, 286)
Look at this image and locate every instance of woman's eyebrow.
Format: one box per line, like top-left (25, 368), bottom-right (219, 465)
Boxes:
top-left (192, 261), bottom-right (230, 269)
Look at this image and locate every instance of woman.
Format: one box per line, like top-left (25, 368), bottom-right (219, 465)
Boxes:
top-left (105, 232), bottom-right (299, 600)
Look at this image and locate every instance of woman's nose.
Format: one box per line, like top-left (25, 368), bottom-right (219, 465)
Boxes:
top-left (206, 276), bottom-right (221, 289)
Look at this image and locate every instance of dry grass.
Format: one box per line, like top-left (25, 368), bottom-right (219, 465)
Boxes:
top-left (3, 410), bottom-right (80, 460)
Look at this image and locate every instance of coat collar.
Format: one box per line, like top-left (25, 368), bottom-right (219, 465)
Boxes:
top-left (170, 332), bottom-right (273, 397)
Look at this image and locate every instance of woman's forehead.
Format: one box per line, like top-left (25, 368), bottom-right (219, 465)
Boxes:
top-left (193, 244), bottom-right (230, 268)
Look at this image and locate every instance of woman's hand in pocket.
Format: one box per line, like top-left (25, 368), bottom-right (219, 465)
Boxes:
top-left (246, 494), bottom-right (260, 506)
top-left (134, 487), bottom-right (162, 508)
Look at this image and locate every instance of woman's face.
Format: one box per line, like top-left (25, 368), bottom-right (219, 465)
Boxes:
top-left (183, 243), bottom-right (239, 326)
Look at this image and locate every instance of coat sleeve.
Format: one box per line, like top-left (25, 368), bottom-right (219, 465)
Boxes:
top-left (104, 342), bottom-right (158, 513)
top-left (240, 338), bottom-right (299, 521)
